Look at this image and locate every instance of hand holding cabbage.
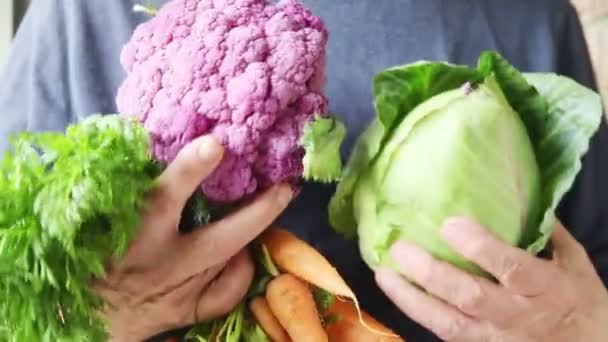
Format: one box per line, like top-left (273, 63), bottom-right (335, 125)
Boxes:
top-left (377, 219), bottom-right (608, 341)
top-left (329, 51), bottom-right (606, 341)
top-left (329, 51), bottom-right (603, 276)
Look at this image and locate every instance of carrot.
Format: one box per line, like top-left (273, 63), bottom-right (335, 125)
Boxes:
top-left (325, 299), bottom-right (404, 342)
top-left (260, 227), bottom-right (354, 299)
top-left (249, 296), bottom-right (291, 342)
top-left (260, 227), bottom-right (401, 340)
top-left (265, 273), bottom-right (328, 342)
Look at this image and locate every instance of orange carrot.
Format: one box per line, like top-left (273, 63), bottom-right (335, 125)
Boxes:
top-left (260, 227), bottom-right (401, 340)
top-left (265, 273), bottom-right (328, 342)
top-left (260, 227), bottom-right (355, 299)
top-left (249, 296), bottom-right (291, 342)
top-left (325, 299), bottom-right (404, 342)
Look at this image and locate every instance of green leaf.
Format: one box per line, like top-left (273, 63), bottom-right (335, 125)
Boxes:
top-left (477, 51), bottom-right (549, 145)
top-left (374, 62), bottom-right (484, 133)
top-left (0, 114), bottom-right (158, 341)
top-left (477, 51), bottom-right (603, 252)
top-left (242, 323), bottom-right (269, 342)
top-left (186, 304), bottom-right (249, 342)
top-left (221, 304), bottom-right (245, 342)
top-left (329, 62), bottom-right (483, 238)
top-left (300, 115), bottom-right (347, 183)
top-left (522, 72), bottom-right (603, 252)
top-left (312, 287), bottom-right (340, 327)
top-left (328, 119), bottom-right (384, 238)
top-left (312, 287), bottom-right (335, 313)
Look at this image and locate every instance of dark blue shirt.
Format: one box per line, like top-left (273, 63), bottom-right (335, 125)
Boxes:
top-left (1, 1), bottom-right (606, 341)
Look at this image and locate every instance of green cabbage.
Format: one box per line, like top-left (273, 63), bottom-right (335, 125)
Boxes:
top-left (328, 51), bottom-right (603, 276)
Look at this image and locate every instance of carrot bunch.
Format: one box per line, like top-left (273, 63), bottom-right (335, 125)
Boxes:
top-left (184, 228), bottom-right (404, 342)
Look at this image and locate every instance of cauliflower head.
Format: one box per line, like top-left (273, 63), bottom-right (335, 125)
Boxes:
top-left (117, 0), bottom-right (343, 203)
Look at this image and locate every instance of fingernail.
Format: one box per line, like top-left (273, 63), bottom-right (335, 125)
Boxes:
top-left (197, 136), bottom-right (223, 161)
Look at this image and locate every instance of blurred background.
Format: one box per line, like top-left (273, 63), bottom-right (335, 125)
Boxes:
top-left (0, 0), bottom-right (605, 108)
top-left (572, 0), bottom-right (607, 110)
top-left (0, 0), bottom-right (29, 67)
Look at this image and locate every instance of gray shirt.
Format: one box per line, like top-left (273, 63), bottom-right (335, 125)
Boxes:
top-left (1, 1), bottom-right (606, 340)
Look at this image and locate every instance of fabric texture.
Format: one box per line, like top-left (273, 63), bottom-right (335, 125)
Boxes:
top-left (0, 0), bottom-right (605, 341)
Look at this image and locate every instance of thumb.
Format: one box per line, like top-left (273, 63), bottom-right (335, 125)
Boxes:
top-left (551, 221), bottom-right (591, 270)
top-left (156, 136), bottom-right (224, 211)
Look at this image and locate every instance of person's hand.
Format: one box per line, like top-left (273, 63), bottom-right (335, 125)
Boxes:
top-left (92, 136), bottom-right (293, 341)
top-left (375, 217), bottom-right (608, 342)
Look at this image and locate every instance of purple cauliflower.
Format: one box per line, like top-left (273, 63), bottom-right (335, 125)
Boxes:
top-left (117, 0), bottom-right (345, 204)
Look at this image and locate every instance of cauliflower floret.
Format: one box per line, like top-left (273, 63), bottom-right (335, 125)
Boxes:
top-left (117, 0), bottom-right (330, 203)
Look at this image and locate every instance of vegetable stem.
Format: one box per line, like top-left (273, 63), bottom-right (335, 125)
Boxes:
top-left (133, 4), bottom-right (158, 16)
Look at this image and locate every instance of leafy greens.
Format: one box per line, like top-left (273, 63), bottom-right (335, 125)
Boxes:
top-left (0, 115), bottom-right (159, 341)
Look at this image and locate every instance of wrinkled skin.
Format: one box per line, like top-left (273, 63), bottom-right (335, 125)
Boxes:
top-left (117, 0), bottom-right (328, 203)
top-left (92, 137), bottom-right (293, 341)
top-left (376, 217), bottom-right (608, 342)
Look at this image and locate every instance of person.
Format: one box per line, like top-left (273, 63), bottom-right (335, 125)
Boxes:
top-left (1, 0), bottom-right (607, 341)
